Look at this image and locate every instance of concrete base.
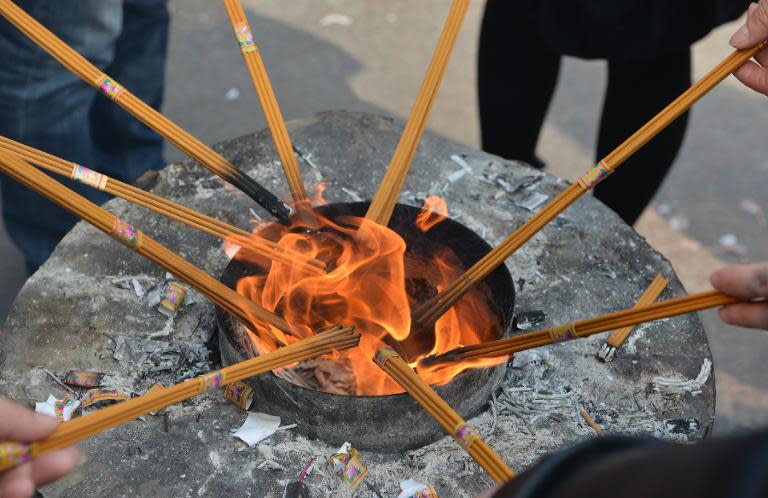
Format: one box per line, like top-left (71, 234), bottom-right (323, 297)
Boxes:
top-left (0, 112), bottom-right (714, 497)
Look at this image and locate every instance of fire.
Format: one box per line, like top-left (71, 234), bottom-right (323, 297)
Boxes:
top-left (233, 192), bottom-right (504, 395)
top-left (414, 195), bottom-right (448, 232)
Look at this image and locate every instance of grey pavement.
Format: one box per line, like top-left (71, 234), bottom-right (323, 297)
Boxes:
top-left (1, 1), bottom-right (766, 431)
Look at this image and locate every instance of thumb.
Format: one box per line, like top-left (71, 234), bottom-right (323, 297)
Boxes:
top-left (731, 1), bottom-right (768, 48)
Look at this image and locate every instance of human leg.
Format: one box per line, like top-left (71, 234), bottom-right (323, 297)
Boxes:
top-left (477, 0), bottom-right (561, 168)
top-left (0, 0), bottom-right (123, 270)
top-left (593, 49), bottom-right (692, 225)
top-left (90, 0), bottom-right (169, 183)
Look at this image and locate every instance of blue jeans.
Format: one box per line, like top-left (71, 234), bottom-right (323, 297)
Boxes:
top-left (0, 0), bottom-right (169, 272)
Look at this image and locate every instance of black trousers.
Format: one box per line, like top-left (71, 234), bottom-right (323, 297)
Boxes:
top-left (478, 0), bottom-right (691, 225)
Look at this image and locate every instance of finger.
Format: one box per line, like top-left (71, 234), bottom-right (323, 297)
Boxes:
top-left (29, 447), bottom-right (80, 487)
top-left (0, 397), bottom-right (59, 441)
top-left (733, 61), bottom-right (768, 95)
top-left (0, 461), bottom-right (36, 498)
top-left (719, 303), bottom-right (768, 330)
top-left (756, 46), bottom-right (768, 66)
top-left (711, 263), bottom-right (768, 299)
top-left (731, 0), bottom-right (768, 48)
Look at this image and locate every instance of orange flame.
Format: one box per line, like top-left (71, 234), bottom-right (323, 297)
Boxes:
top-left (414, 195), bottom-right (448, 232)
top-left (234, 194), bottom-right (504, 395)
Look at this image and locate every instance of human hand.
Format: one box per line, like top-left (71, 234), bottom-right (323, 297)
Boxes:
top-left (711, 263), bottom-right (768, 329)
top-left (730, 0), bottom-right (768, 95)
top-left (0, 396), bottom-right (80, 498)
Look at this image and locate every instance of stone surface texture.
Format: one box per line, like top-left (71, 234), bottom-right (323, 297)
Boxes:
top-left (0, 112), bottom-right (713, 497)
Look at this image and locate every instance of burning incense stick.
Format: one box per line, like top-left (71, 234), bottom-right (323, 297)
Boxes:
top-left (0, 148), bottom-right (301, 343)
top-left (421, 290), bottom-right (745, 366)
top-left (0, 0), bottom-right (291, 221)
top-left (0, 327), bottom-right (360, 472)
top-left (374, 347), bottom-right (515, 483)
top-left (0, 136), bottom-right (325, 275)
top-left (223, 0), bottom-right (307, 202)
top-left (365, 0), bottom-right (469, 225)
top-left (411, 41), bottom-right (767, 329)
top-left (598, 274), bottom-right (668, 362)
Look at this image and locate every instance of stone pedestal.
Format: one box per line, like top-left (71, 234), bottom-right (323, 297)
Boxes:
top-left (0, 112), bottom-right (714, 497)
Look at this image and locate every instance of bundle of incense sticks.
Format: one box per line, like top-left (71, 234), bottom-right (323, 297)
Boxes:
top-left (421, 290), bottom-right (744, 366)
top-left (598, 274), bottom-right (668, 362)
top-left (0, 136), bottom-right (325, 276)
top-left (0, 0), bottom-right (291, 221)
top-left (0, 327), bottom-right (360, 472)
top-left (374, 347), bottom-right (515, 483)
top-left (365, 0), bottom-right (469, 225)
top-left (0, 148), bottom-right (301, 343)
top-left (411, 41), bottom-right (767, 329)
top-left (223, 0), bottom-right (306, 202)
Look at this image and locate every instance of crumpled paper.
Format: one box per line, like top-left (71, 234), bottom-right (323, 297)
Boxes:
top-left (328, 442), bottom-right (367, 490)
top-left (35, 394), bottom-right (80, 421)
top-left (232, 413), bottom-right (280, 446)
top-left (398, 479), bottom-right (439, 498)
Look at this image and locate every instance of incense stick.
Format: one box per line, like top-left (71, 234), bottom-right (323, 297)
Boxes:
top-left (421, 290), bottom-right (744, 366)
top-left (0, 148), bottom-right (303, 344)
top-left (411, 41), bottom-right (767, 329)
top-left (598, 274), bottom-right (668, 362)
top-left (374, 347), bottom-right (515, 483)
top-left (365, 0), bottom-right (469, 225)
top-left (0, 327), bottom-right (360, 472)
top-left (223, 0), bottom-right (307, 202)
top-left (579, 410), bottom-right (603, 436)
top-left (0, 136), bottom-right (325, 275)
top-left (0, 0), bottom-right (292, 221)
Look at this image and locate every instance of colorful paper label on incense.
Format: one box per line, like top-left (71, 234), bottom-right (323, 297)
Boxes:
top-left (200, 371), bottom-right (224, 392)
top-left (341, 449), bottom-right (367, 490)
top-left (233, 23), bottom-right (256, 53)
top-left (224, 381), bottom-right (254, 410)
top-left (374, 346), bottom-right (398, 366)
top-left (54, 396), bottom-right (78, 421)
top-left (111, 218), bottom-right (142, 249)
top-left (160, 282), bottom-right (187, 316)
top-left (0, 442), bottom-right (31, 469)
top-left (81, 389), bottom-right (131, 409)
top-left (65, 369), bottom-right (104, 388)
top-left (71, 164), bottom-right (107, 191)
top-left (549, 323), bottom-right (577, 343)
top-left (454, 424), bottom-right (478, 450)
top-left (578, 161), bottom-right (611, 189)
top-left (97, 76), bottom-right (125, 101)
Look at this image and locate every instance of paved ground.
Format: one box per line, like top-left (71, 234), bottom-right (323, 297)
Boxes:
top-left (1, 0), bottom-right (765, 432)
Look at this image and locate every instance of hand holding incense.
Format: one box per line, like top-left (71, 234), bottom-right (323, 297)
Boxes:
top-left (0, 327), bottom-right (360, 472)
top-left (0, 0), bottom-right (291, 221)
top-left (223, 0), bottom-right (307, 202)
top-left (411, 41), bottom-right (767, 330)
top-left (422, 290), bottom-right (745, 366)
top-left (365, 0), bottom-right (469, 225)
top-left (374, 347), bottom-right (515, 483)
top-left (0, 136), bottom-right (325, 275)
top-left (0, 148), bottom-right (297, 342)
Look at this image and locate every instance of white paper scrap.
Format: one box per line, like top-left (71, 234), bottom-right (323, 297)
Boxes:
top-left (398, 479), bottom-right (430, 498)
top-left (232, 413), bottom-right (281, 446)
top-left (35, 394), bottom-right (80, 421)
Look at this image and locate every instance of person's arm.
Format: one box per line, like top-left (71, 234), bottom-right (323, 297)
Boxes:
top-left (730, 0), bottom-right (768, 95)
top-left (0, 396), bottom-right (80, 498)
top-left (710, 263), bottom-right (768, 330)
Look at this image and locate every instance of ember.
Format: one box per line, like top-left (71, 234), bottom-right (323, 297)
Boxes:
top-left (230, 193), bottom-right (505, 395)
